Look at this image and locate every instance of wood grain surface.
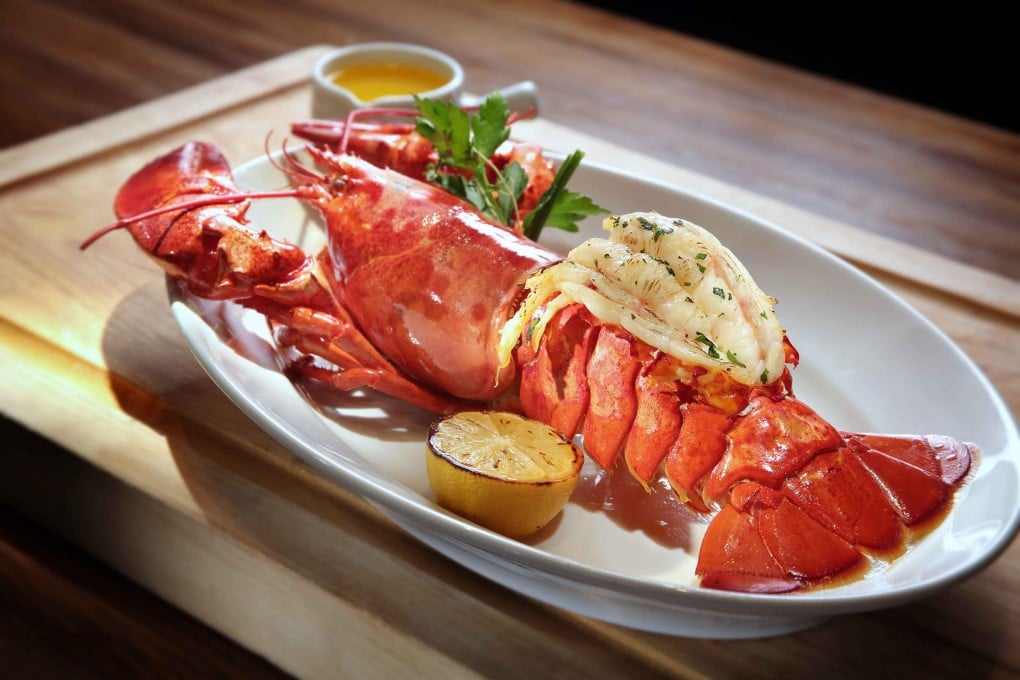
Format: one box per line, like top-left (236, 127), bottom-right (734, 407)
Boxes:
top-left (2, 0), bottom-right (1017, 281)
top-left (1, 2), bottom-right (1018, 678)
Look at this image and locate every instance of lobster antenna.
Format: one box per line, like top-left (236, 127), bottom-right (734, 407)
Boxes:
top-left (79, 189), bottom-right (301, 250)
top-left (263, 132), bottom-right (328, 184)
top-left (333, 100), bottom-right (536, 154)
top-left (339, 107), bottom-right (418, 154)
top-left (507, 105), bottom-right (537, 125)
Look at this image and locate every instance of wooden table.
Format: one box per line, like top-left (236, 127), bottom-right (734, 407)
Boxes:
top-left (2, 2), bottom-right (1019, 678)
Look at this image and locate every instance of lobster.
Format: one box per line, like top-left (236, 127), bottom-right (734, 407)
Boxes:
top-left (82, 125), bottom-right (974, 594)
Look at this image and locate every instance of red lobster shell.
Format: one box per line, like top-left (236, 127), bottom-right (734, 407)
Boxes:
top-left (82, 137), bottom-right (974, 594)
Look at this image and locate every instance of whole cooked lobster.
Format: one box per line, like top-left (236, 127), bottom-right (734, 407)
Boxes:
top-left (82, 116), bottom-right (974, 594)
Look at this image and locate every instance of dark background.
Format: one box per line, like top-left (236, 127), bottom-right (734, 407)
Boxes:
top-left (582, 3), bottom-right (1015, 132)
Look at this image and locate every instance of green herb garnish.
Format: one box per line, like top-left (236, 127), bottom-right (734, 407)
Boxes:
top-left (525, 316), bottom-right (541, 343)
top-left (522, 149), bottom-right (607, 240)
top-left (636, 216), bottom-right (673, 242)
top-left (414, 93), bottom-right (606, 239)
top-left (694, 332), bottom-right (721, 359)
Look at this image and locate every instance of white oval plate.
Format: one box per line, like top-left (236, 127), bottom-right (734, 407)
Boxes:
top-left (168, 150), bottom-right (1020, 638)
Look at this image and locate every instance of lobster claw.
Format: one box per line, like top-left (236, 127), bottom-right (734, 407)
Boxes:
top-left (114, 142), bottom-right (234, 213)
top-left (112, 141), bottom-right (246, 255)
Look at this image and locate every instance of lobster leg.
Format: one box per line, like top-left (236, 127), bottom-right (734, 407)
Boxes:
top-left (274, 318), bottom-right (464, 415)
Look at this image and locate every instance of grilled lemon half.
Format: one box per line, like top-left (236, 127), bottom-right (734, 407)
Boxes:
top-left (426, 411), bottom-right (583, 538)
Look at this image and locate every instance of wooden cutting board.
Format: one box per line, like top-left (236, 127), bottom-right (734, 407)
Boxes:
top-left (2, 46), bottom-right (1018, 678)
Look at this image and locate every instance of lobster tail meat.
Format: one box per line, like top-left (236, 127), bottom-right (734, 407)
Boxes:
top-left (503, 213), bottom-right (790, 402)
top-left (508, 212), bottom-right (796, 477)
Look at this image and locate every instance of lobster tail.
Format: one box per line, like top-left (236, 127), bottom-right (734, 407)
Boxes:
top-left (515, 301), bottom-right (974, 592)
top-left (517, 304), bottom-right (598, 436)
top-left (622, 356), bottom-right (685, 488)
top-left (685, 400), bottom-right (973, 592)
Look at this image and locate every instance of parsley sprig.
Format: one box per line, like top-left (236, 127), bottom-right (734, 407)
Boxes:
top-left (413, 93), bottom-right (607, 240)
